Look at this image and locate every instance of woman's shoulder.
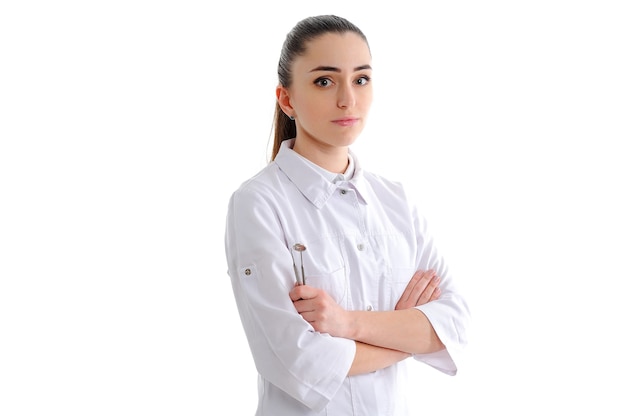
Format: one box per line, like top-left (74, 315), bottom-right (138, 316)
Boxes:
top-left (361, 169), bottom-right (406, 195)
top-left (229, 162), bottom-right (284, 201)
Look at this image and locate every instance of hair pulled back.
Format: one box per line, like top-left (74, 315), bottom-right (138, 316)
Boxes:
top-left (270, 15), bottom-right (369, 161)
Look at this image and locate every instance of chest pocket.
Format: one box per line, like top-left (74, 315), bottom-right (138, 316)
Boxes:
top-left (294, 235), bottom-right (348, 307)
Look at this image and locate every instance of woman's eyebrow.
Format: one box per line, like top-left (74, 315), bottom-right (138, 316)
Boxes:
top-left (309, 64), bottom-right (372, 73)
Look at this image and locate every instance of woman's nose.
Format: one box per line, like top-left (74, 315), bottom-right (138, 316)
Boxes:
top-left (337, 84), bottom-right (356, 109)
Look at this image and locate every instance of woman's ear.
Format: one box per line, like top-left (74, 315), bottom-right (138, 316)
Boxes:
top-left (276, 85), bottom-right (295, 118)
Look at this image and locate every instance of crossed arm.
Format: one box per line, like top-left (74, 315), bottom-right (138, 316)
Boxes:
top-left (289, 269), bottom-right (445, 376)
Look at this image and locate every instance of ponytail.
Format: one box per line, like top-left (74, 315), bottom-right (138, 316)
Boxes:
top-left (271, 102), bottom-right (296, 161)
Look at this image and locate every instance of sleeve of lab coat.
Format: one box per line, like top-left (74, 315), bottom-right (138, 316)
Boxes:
top-left (409, 196), bottom-right (472, 375)
top-left (224, 183), bottom-right (356, 411)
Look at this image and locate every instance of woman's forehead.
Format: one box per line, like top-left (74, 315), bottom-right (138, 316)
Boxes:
top-left (296, 32), bottom-right (371, 71)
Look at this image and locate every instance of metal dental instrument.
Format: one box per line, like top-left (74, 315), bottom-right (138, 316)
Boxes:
top-left (292, 243), bottom-right (307, 285)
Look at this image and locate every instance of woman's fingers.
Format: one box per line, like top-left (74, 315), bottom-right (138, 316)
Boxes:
top-left (416, 273), bottom-right (441, 305)
top-left (395, 269), bottom-right (440, 310)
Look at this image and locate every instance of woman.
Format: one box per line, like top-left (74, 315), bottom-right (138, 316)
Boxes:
top-left (224, 14), bottom-right (470, 415)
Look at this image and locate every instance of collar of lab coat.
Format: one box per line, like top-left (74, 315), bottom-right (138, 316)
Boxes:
top-left (274, 139), bottom-right (370, 209)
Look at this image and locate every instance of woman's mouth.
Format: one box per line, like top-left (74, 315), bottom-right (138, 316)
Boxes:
top-left (332, 117), bottom-right (359, 127)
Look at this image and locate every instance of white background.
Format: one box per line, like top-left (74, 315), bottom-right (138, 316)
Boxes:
top-left (1, 1), bottom-right (625, 415)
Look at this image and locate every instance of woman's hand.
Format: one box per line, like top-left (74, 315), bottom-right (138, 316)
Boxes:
top-left (289, 268), bottom-right (440, 336)
top-left (289, 285), bottom-right (351, 338)
top-left (395, 269), bottom-right (441, 310)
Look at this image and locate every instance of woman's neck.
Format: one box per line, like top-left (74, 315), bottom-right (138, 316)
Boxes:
top-left (292, 138), bottom-right (350, 174)
top-left (294, 145), bottom-right (348, 173)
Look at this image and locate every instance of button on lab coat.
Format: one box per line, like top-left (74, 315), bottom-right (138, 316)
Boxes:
top-left (225, 139), bottom-right (470, 415)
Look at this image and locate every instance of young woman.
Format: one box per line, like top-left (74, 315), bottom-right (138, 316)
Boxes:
top-left (224, 15), bottom-right (470, 415)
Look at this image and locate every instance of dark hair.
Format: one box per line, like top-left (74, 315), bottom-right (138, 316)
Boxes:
top-left (270, 15), bottom-right (369, 161)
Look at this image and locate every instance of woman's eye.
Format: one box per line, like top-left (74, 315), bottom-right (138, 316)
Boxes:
top-left (314, 78), bottom-right (332, 87)
top-left (356, 76), bottom-right (370, 86)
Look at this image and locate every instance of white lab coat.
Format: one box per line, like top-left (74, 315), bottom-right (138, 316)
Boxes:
top-left (225, 139), bottom-right (470, 415)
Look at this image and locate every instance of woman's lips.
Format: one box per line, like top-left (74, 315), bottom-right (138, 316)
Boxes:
top-left (332, 117), bottom-right (359, 127)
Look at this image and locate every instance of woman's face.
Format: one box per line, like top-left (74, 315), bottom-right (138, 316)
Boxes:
top-left (278, 32), bottom-right (373, 155)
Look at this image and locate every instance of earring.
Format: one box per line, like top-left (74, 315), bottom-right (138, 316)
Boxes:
top-left (289, 115), bottom-right (295, 120)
